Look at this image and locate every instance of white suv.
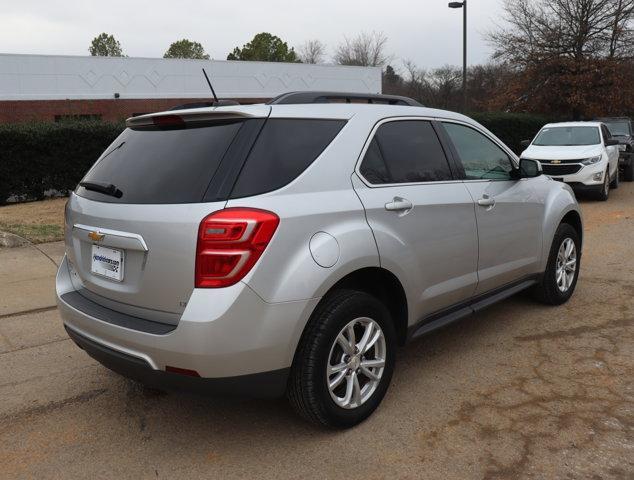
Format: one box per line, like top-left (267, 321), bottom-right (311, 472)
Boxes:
top-left (521, 122), bottom-right (620, 200)
top-left (57, 92), bottom-right (583, 428)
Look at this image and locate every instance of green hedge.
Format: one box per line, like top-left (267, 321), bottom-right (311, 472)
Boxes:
top-left (0, 121), bottom-right (124, 204)
top-left (0, 113), bottom-right (555, 204)
top-left (470, 112), bottom-right (554, 155)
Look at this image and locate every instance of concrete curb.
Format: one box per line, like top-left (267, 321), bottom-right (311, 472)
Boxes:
top-left (0, 231), bottom-right (29, 248)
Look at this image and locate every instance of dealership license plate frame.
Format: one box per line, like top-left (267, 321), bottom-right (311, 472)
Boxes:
top-left (91, 244), bottom-right (125, 282)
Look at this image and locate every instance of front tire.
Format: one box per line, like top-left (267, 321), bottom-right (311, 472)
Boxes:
top-left (533, 223), bottom-right (580, 305)
top-left (287, 290), bottom-right (396, 428)
top-left (594, 170), bottom-right (610, 201)
top-left (610, 166), bottom-right (619, 189)
top-left (623, 161), bottom-right (634, 182)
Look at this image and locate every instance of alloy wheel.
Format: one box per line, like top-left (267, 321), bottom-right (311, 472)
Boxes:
top-left (326, 317), bottom-right (387, 409)
top-left (555, 237), bottom-right (577, 292)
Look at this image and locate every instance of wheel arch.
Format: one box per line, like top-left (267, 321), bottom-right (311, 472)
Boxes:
top-left (305, 267), bottom-right (409, 347)
top-left (560, 210), bottom-right (583, 248)
top-left (540, 184), bottom-right (583, 272)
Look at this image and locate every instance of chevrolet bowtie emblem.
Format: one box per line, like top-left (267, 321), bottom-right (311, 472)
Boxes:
top-left (88, 231), bottom-right (105, 242)
top-left (551, 160), bottom-right (562, 164)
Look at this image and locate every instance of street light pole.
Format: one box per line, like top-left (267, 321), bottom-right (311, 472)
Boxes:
top-left (462, 0), bottom-right (467, 112)
top-left (449, 0), bottom-right (467, 112)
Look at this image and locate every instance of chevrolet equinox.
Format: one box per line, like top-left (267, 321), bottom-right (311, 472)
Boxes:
top-left (57, 92), bottom-right (583, 428)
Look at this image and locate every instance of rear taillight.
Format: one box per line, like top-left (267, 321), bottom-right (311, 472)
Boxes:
top-left (195, 208), bottom-right (280, 288)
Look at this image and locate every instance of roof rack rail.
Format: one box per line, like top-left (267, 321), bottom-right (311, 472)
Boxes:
top-left (268, 91), bottom-right (422, 107)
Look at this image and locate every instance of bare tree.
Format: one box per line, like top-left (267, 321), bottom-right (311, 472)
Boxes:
top-left (398, 61), bottom-right (460, 109)
top-left (298, 39), bottom-right (326, 64)
top-left (401, 60), bottom-right (432, 105)
top-left (488, 0), bottom-right (634, 65)
top-left (334, 31), bottom-right (391, 67)
top-left (487, 0), bottom-right (634, 118)
top-left (607, 0), bottom-right (634, 58)
top-left (428, 66), bottom-right (463, 110)
top-left (398, 60), bottom-right (514, 112)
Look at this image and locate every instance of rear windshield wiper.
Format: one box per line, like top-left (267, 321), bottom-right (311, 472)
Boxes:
top-left (78, 181), bottom-right (123, 198)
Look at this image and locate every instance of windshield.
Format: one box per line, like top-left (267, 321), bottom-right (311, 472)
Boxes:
top-left (604, 121), bottom-right (631, 136)
top-left (533, 126), bottom-right (601, 146)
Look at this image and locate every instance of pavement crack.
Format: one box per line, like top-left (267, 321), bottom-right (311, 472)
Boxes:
top-left (0, 305), bottom-right (57, 320)
top-left (0, 337), bottom-right (70, 356)
top-left (514, 317), bottom-right (633, 342)
top-left (0, 388), bottom-right (107, 423)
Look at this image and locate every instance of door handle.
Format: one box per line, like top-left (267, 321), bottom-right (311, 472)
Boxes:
top-left (477, 195), bottom-right (495, 207)
top-left (385, 197), bottom-right (413, 212)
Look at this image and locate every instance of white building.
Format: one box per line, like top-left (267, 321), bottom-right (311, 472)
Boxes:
top-left (0, 54), bottom-right (382, 123)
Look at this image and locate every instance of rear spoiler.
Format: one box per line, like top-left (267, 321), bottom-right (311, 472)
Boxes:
top-left (126, 105), bottom-right (271, 129)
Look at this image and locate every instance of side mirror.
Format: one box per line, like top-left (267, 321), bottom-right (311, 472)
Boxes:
top-left (605, 138), bottom-right (620, 146)
top-left (520, 139), bottom-right (531, 148)
top-left (518, 158), bottom-right (543, 179)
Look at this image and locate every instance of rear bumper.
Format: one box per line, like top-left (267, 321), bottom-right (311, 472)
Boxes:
top-left (65, 325), bottom-right (289, 397)
top-left (619, 151), bottom-right (632, 165)
top-left (56, 255), bottom-right (319, 397)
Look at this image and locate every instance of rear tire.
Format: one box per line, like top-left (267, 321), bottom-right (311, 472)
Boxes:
top-left (287, 289), bottom-right (396, 428)
top-left (532, 223), bottom-right (580, 305)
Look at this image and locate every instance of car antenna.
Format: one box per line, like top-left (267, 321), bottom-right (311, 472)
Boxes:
top-left (202, 68), bottom-right (219, 103)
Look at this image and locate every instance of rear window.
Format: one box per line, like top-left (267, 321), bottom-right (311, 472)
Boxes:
top-left (77, 121), bottom-right (244, 204)
top-left (229, 119), bottom-right (346, 198)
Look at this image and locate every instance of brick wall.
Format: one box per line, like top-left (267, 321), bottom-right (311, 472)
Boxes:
top-left (0, 98), bottom-right (268, 124)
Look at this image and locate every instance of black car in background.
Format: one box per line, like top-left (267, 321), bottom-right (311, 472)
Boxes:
top-left (597, 117), bottom-right (634, 181)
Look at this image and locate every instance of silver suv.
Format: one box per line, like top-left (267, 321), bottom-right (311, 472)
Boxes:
top-left (56, 92), bottom-right (583, 428)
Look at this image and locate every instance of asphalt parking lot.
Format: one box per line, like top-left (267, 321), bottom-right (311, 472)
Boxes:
top-left (1, 184), bottom-right (632, 480)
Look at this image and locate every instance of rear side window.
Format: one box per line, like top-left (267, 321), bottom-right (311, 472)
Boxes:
top-left (77, 121), bottom-right (244, 204)
top-left (359, 120), bottom-right (453, 184)
top-left (359, 138), bottom-right (390, 184)
top-left (230, 119), bottom-right (346, 198)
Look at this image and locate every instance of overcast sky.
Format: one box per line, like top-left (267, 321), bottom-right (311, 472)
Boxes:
top-left (1, 0), bottom-right (504, 71)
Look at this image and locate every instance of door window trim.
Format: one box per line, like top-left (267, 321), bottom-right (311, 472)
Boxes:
top-left (437, 119), bottom-right (520, 183)
top-left (354, 116), bottom-right (462, 188)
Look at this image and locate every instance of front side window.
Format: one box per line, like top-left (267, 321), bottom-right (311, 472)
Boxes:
top-left (533, 126), bottom-right (601, 146)
top-left (443, 122), bottom-right (514, 180)
top-left (359, 120), bottom-right (452, 184)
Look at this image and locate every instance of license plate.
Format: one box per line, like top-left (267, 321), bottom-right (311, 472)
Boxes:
top-left (91, 245), bottom-right (124, 282)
